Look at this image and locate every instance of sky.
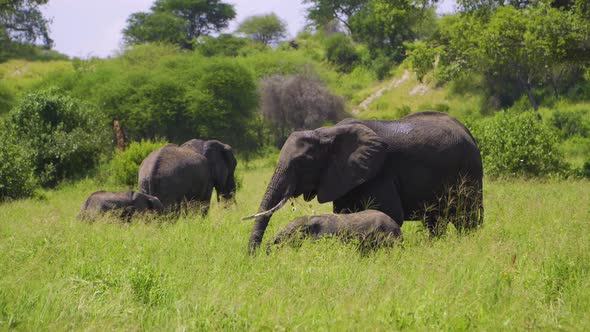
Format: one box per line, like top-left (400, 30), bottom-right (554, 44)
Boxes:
top-left (42, 0), bottom-right (456, 59)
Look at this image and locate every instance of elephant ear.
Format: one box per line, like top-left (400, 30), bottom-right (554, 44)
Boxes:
top-left (203, 140), bottom-right (236, 191)
top-left (316, 124), bottom-right (387, 203)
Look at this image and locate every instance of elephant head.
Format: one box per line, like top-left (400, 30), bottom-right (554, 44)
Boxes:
top-left (244, 123), bottom-right (387, 252)
top-left (132, 191), bottom-right (164, 213)
top-left (182, 139), bottom-right (237, 201)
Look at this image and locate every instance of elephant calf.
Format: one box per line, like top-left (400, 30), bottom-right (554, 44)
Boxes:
top-left (79, 190), bottom-right (163, 221)
top-left (269, 210), bottom-right (402, 251)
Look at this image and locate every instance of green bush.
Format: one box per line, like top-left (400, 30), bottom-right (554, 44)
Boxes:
top-left (473, 111), bottom-right (566, 177)
top-left (6, 89), bottom-right (110, 187)
top-left (194, 60), bottom-right (259, 151)
top-left (581, 160), bottom-right (590, 178)
top-left (39, 46), bottom-right (262, 156)
top-left (324, 33), bottom-right (359, 73)
top-left (0, 81), bottom-right (14, 115)
top-left (551, 109), bottom-right (589, 138)
top-left (196, 34), bottom-right (249, 57)
top-left (0, 130), bottom-right (37, 201)
top-left (370, 53), bottom-right (393, 80)
top-left (110, 139), bottom-right (166, 187)
top-left (403, 41), bottom-right (439, 83)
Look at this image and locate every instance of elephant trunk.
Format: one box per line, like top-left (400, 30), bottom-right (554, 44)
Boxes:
top-left (247, 162), bottom-right (291, 253)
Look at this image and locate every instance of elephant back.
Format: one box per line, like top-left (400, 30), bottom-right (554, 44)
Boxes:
top-left (138, 144), bottom-right (211, 208)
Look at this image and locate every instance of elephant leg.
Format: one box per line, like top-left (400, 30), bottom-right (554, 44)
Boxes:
top-left (333, 175), bottom-right (404, 226)
top-left (120, 206), bottom-right (135, 223)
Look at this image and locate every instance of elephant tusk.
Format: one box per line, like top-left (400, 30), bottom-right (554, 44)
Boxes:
top-left (241, 197), bottom-right (290, 220)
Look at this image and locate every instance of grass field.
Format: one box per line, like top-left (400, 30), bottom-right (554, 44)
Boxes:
top-left (1, 158), bottom-right (589, 331)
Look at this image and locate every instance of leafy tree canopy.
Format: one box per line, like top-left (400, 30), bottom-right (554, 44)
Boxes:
top-left (349, 0), bottom-right (437, 61)
top-left (433, 2), bottom-right (590, 110)
top-left (0, 0), bottom-right (52, 47)
top-left (303, 0), bottom-right (366, 33)
top-left (123, 0), bottom-right (235, 49)
top-left (236, 13), bottom-right (287, 46)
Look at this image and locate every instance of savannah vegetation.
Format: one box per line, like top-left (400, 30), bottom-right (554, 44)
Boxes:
top-left (1, 0), bottom-right (589, 330)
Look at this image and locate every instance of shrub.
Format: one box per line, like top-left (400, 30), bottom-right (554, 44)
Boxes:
top-left (110, 139), bottom-right (166, 187)
top-left (7, 89), bottom-right (110, 187)
top-left (403, 41), bottom-right (439, 83)
top-left (580, 160), bottom-right (590, 178)
top-left (472, 111), bottom-right (566, 177)
top-left (370, 53), bottom-right (393, 80)
top-left (195, 60), bottom-right (259, 152)
top-left (0, 130), bottom-right (37, 201)
top-left (261, 71), bottom-right (347, 147)
top-left (324, 33), bottom-right (359, 73)
top-left (196, 34), bottom-right (249, 57)
top-left (0, 82), bottom-right (14, 115)
top-left (551, 109), bottom-right (589, 138)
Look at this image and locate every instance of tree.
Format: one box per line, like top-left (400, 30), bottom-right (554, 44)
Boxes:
top-left (475, 5), bottom-right (588, 109)
top-left (123, 12), bottom-right (186, 46)
top-left (324, 33), bottom-right (359, 72)
top-left (303, 0), bottom-right (366, 33)
top-left (196, 34), bottom-right (249, 57)
top-left (6, 90), bottom-right (110, 187)
top-left (433, 3), bottom-right (590, 110)
top-left (123, 0), bottom-right (235, 49)
top-left (0, 0), bottom-right (53, 61)
top-left (349, 0), bottom-right (436, 62)
top-left (304, 0), bottom-right (438, 34)
top-left (0, 0), bottom-right (52, 50)
top-left (236, 13), bottom-right (287, 46)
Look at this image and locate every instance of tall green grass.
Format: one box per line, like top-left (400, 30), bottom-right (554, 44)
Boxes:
top-left (1, 160), bottom-right (588, 330)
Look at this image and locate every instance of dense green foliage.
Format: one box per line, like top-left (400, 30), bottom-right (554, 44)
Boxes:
top-left (0, 130), bottom-right (36, 200)
top-left (236, 13), bottom-right (287, 46)
top-left (109, 139), bottom-right (166, 187)
top-left (5, 90), bottom-right (110, 187)
top-left (33, 45), bottom-right (260, 153)
top-left (473, 111), bottom-right (565, 177)
top-left (424, 2), bottom-right (590, 111)
top-left (304, 0), bottom-right (437, 70)
top-left (551, 108), bottom-right (589, 139)
top-left (195, 34), bottom-right (249, 57)
top-left (324, 33), bottom-right (359, 73)
top-left (0, 0), bottom-right (53, 62)
top-left (122, 0), bottom-right (236, 49)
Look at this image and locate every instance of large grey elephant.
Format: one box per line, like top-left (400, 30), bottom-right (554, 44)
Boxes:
top-left (79, 190), bottom-right (163, 221)
top-left (268, 210), bottom-right (402, 251)
top-left (245, 111), bottom-right (483, 252)
top-left (138, 139), bottom-right (237, 214)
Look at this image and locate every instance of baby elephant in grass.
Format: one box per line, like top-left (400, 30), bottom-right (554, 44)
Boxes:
top-left (79, 190), bottom-right (164, 221)
top-left (268, 210), bottom-right (402, 252)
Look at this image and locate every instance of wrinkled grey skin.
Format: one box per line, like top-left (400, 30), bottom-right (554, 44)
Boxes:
top-left (79, 190), bottom-right (163, 221)
top-left (138, 139), bottom-right (237, 214)
top-left (248, 111), bottom-right (483, 252)
top-left (268, 210), bottom-right (402, 251)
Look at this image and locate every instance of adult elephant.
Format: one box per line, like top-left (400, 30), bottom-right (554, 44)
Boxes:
top-left (138, 139), bottom-right (237, 214)
top-left (245, 111), bottom-right (483, 252)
